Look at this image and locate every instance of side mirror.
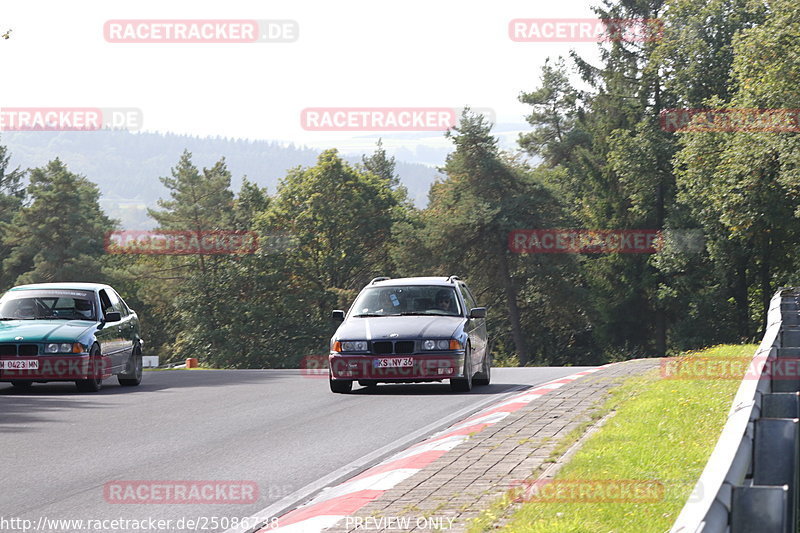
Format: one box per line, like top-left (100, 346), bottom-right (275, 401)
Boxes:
top-left (331, 310), bottom-right (345, 322)
top-left (105, 311), bottom-right (122, 323)
top-left (468, 307), bottom-right (486, 319)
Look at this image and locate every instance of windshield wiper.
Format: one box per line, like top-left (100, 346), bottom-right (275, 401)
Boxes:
top-left (0, 316), bottom-right (35, 320)
top-left (39, 315), bottom-right (73, 320)
top-left (352, 313), bottom-right (396, 318)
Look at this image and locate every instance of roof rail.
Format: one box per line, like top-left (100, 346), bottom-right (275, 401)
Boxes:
top-left (447, 275), bottom-right (460, 283)
top-left (370, 277), bottom-right (390, 285)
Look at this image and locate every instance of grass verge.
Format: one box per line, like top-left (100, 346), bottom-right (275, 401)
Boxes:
top-left (469, 344), bottom-right (757, 533)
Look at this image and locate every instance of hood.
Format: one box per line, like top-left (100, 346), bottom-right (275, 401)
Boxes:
top-left (335, 315), bottom-right (463, 341)
top-left (0, 320), bottom-right (96, 343)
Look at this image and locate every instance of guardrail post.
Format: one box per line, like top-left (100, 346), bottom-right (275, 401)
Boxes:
top-left (774, 347), bottom-right (800, 393)
top-left (751, 418), bottom-right (799, 531)
top-left (780, 328), bottom-right (800, 349)
top-left (762, 393), bottom-right (800, 419)
top-left (731, 485), bottom-right (789, 533)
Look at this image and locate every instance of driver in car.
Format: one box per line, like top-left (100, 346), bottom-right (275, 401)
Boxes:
top-left (75, 299), bottom-right (94, 320)
top-left (434, 290), bottom-right (454, 313)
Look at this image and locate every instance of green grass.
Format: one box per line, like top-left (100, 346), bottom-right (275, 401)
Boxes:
top-left (470, 344), bottom-right (757, 533)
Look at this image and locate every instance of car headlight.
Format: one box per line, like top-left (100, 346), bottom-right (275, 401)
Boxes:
top-left (45, 343), bottom-right (76, 354)
top-left (341, 341), bottom-right (368, 352)
top-left (423, 340), bottom-right (452, 350)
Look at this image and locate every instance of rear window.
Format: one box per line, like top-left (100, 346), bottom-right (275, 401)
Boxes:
top-left (0, 289), bottom-right (97, 320)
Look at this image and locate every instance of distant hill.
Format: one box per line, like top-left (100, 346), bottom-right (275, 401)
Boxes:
top-left (0, 130), bottom-right (444, 229)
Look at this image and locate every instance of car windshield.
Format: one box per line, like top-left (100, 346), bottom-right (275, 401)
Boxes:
top-left (0, 289), bottom-right (97, 321)
top-left (350, 286), bottom-right (461, 317)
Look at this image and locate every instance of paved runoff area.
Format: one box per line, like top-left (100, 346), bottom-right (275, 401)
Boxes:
top-left (267, 359), bottom-right (659, 533)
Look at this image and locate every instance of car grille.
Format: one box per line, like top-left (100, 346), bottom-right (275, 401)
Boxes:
top-left (395, 341), bottom-right (415, 354)
top-left (371, 341), bottom-right (415, 354)
top-left (372, 341), bottom-right (393, 354)
top-left (0, 343), bottom-right (39, 356)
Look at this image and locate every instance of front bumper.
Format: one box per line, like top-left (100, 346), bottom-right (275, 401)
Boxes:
top-left (0, 355), bottom-right (112, 382)
top-left (329, 352), bottom-right (465, 382)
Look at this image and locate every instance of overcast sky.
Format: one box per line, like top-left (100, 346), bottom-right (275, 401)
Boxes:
top-left (3, 0), bottom-right (603, 154)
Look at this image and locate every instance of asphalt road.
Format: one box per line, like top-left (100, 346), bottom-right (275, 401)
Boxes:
top-left (0, 367), bottom-right (592, 533)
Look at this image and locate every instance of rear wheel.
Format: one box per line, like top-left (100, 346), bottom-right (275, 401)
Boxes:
top-left (118, 346), bottom-right (143, 387)
top-left (10, 380), bottom-right (32, 389)
top-left (450, 346), bottom-right (473, 392)
top-left (76, 345), bottom-right (103, 393)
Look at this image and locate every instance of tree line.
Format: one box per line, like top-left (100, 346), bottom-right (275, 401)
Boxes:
top-left (1, 0), bottom-right (799, 367)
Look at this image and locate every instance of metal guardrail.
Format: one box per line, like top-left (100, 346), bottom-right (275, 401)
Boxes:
top-left (671, 287), bottom-right (800, 533)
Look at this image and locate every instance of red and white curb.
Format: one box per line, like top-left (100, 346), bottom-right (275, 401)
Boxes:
top-left (256, 367), bottom-right (601, 533)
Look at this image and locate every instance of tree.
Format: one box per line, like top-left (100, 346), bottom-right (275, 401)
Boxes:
top-left (2, 159), bottom-right (114, 285)
top-left (674, 0), bottom-right (800, 333)
top-left (361, 138), bottom-right (400, 189)
top-left (0, 143), bottom-right (25, 288)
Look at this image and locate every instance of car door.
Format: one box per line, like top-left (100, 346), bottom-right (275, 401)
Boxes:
top-left (459, 283), bottom-right (487, 370)
top-left (97, 289), bottom-right (129, 372)
top-left (112, 289), bottom-right (137, 357)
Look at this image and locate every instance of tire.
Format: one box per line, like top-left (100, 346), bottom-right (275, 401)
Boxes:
top-left (118, 347), bottom-right (143, 387)
top-left (10, 380), bottom-right (32, 389)
top-left (76, 345), bottom-right (103, 393)
top-left (474, 350), bottom-right (491, 386)
top-left (450, 346), bottom-right (473, 392)
top-left (330, 376), bottom-right (353, 394)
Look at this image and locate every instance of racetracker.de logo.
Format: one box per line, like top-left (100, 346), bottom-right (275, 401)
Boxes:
top-left (508, 229), bottom-right (663, 254)
top-left (103, 481), bottom-right (259, 504)
top-left (0, 356), bottom-right (110, 380)
top-left (660, 356), bottom-right (800, 381)
top-left (301, 108), bottom-right (459, 132)
top-left (0, 108), bottom-right (143, 131)
top-left (104, 230), bottom-right (259, 255)
top-left (300, 355), bottom-right (328, 378)
top-left (660, 108), bottom-right (800, 132)
top-left (509, 18), bottom-right (663, 43)
top-left (509, 479), bottom-right (665, 503)
top-left (104, 19), bottom-right (298, 43)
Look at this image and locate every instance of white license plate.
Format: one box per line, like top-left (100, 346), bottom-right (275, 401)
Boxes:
top-left (1, 359), bottom-right (38, 370)
top-left (374, 357), bottom-right (414, 368)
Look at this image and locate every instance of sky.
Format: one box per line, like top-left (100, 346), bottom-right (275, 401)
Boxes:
top-left (2, 0), bottom-right (604, 156)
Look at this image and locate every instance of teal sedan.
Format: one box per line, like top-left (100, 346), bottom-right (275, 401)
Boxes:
top-left (0, 282), bottom-right (143, 392)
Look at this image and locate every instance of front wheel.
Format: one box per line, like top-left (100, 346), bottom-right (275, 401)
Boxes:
top-left (474, 350), bottom-right (491, 387)
top-left (76, 345), bottom-right (103, 393)
top-left (450, 346), bottom-right (473, 392)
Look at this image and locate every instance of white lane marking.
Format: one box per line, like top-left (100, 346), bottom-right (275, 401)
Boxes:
top-left (445, 411), bottom-right (510, 432)
top-left (390, 434), bottom-right (470, 462)
top-left (309, 469), bottom-right (419, 506)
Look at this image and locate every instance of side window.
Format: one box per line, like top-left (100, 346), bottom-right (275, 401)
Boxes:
top-left (99, 289), bottom-right (124, 317)
top-left (112, 290), bottom-right (130, 316)
top-left (459, 284), bottom-right (477, 311)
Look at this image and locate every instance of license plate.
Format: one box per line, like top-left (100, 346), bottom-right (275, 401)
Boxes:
top-left (374, 357), bottom-right (414, 368)
top-left (1, 359), bottom-right (38, 370)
